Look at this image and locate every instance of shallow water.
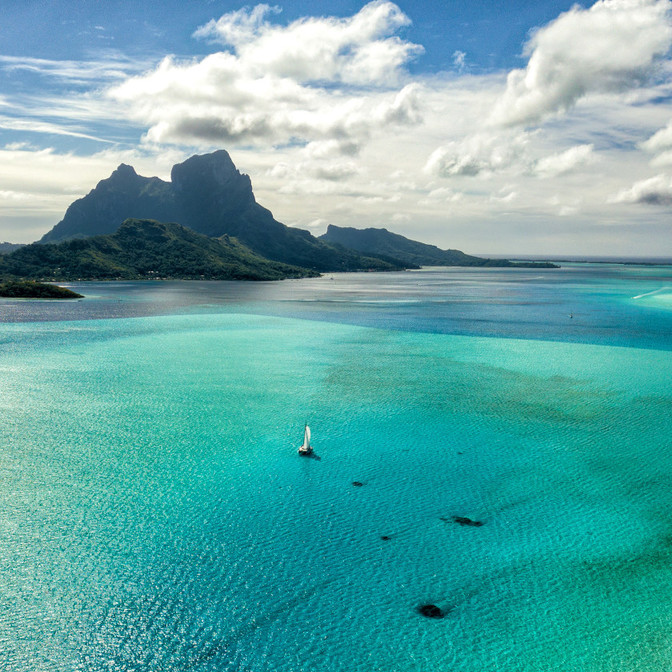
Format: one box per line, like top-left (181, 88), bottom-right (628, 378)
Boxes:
top-left (1, 265), bottom-right (671, 671)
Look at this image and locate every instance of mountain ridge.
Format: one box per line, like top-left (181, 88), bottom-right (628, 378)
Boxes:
top-left (38, 151), bottom-right (401, 273)
top-left (319, 225), bottom-right (558, 269)
top-left (30, 150), bottom-right (558, 277)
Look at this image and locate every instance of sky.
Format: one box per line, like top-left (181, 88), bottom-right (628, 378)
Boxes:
top-left (1, 0), bottom-right (672, 256)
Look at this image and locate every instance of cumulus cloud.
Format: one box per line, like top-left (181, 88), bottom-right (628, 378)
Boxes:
top-left (641, 118), bottom-right (672, 165)
top-left (642, 119), bottom-right (672, 152)
top-left (425, 187), bottom-right (463, 202)
top-left (194, 4), bottom-right (282, 46)
top-left (193, 1), bottom-right (422, 86)
top-left (490, 0), bottom-right (672, 127)
top-left (424, 132), bottom-right (531, 178)
top-left (108, 3), bottom-right (423, 150)
top-left (303, 139), bottom-right (361, 158)
top-left (313, 162), bottom-right (360, 181)
top-left (534, 144), bottom-right (595, 177)
top-left (610, 173), bottom-right (672, 204)
top-left (374, 83), bottom-right (423, 125)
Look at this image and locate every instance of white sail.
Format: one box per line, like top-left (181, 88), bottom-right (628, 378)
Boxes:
top-left (299, 424), bottom-right (312, 454)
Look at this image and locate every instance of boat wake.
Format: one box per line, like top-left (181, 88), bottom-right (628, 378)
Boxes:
top-left (632, 286), bottom-right (671, 300)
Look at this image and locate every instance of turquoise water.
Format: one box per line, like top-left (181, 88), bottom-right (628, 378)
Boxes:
top-left (1, 265), bottom-right (672, 671)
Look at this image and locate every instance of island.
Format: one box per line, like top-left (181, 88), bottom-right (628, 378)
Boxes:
top-left (0, 280), bottom-right (84, 299)
top-left (0, 151), bottom-right (560, 282)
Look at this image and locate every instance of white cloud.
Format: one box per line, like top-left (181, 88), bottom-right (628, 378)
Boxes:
top-left (194, 4), bottom-right (282, 47)
top-left (490, 188), bottom-right (518, 204)
top-left (312, 161), bottom-right (360, 182)
top-left (452, 50), bottom-right (466, 72)
top-left (610, 173), bottom-right (672, 204)
top-left (426, 187), bottom-right (462, 202)
top-left (193, 1), bottom-right (422, 86)
top-left (534, 144), bottom-right (595, 177)
top-left (0, 190), bottom-right (32, 202)
top-left (0, 114), bottom-right (114, 143)
top-left (108, 3), bottom-right (424, 150)
top-left (642, 118), bottom-right (672, 153)
top-left (374, 84), bottom-right (423, 125)
top-left (490, 0), bottom-right (672, 127)
top-left (424, 131), bottom-right (531, 178)
top-left (650, 150), bottom-right (672, 166)
top-left (425, 146), bottom-right (483, 177)
top-left (303, 139), bottom-right (361, 158)
top-left (640, 118), bottom-right (672, 165)
top-left (305, 218), bottom-right (328, 231)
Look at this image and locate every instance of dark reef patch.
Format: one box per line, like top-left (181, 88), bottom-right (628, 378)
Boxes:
top-left (442, 516), bottom-right (485, 527)
top-left (417, 604), bottom-right (444, 619)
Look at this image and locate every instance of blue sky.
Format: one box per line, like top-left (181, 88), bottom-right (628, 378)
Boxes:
top-left (1, 1), bottom-right (575, 69)
top-left (1, 0), bottom-right (672, 255)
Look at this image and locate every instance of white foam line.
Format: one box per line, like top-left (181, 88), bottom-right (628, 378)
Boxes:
top-left (632, 286), bottom-right (671, 300)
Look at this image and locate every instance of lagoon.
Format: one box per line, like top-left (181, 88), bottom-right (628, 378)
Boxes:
top-left (1, 264), bottom-right (671, 671)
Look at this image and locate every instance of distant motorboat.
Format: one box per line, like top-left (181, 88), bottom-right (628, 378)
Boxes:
top-left (298, 424), bottom-right (313, 456)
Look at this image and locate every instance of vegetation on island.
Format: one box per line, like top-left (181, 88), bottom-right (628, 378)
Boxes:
top-left (320, 225), bottom-right (559, 269)
top-left (0, 280), bottom-right (83, 299)
top-left (0, 218), bottom-right (321, 282)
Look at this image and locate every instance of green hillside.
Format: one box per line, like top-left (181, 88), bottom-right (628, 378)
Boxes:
top-left (1, 219), bottom-right (319, 281)
top-left (0, 280), bottom-right (83, 299)
top-left (320, 225), bottom-right (558, 268)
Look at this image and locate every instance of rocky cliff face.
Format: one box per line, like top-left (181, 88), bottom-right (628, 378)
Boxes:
top-left (41, 153), bottom-right (263, 244)
top-left (170, 150), bottom-right (287, 250)
top-left (40, 164), bottom-right (176, 243)
top-left (171, 150), bottom-right (257, 237)
top-left (38, 151), bottom-right (399, 273)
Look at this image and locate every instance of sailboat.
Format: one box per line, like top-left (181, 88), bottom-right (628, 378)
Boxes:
top-left (298, 424), bottom-right (313, 456)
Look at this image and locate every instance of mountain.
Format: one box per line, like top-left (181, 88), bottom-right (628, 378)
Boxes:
top-left (2, 219), bottom-right (318, 281)
top-left (320, 225), bottom-right (558, 268)
top-left (40, 164), bottom-right (175, 243)
top-left (169, 151), bottom-right (399, 272)
top-left (39, 151), bottom-right (401, 273)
